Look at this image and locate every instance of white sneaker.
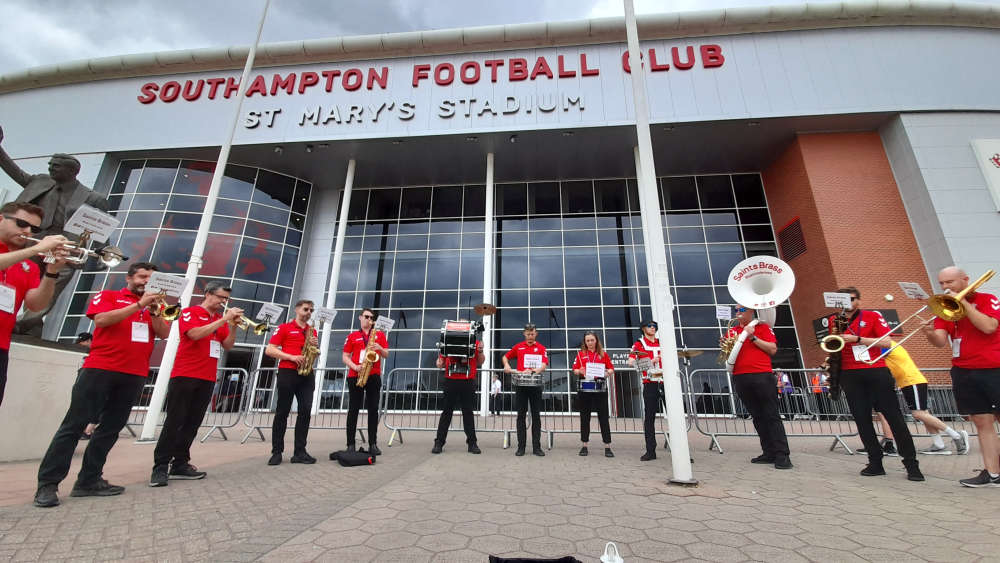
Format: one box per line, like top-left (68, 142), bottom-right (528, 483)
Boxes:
top-left (919, 444), bottom-right (953, 455)
top-left (954, 431), bottom-right (970, 455)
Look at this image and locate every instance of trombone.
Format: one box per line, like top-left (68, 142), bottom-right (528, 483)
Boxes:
top-left (17, 234), bottom-right (129, 268)
top-left (147, 291), bottom-right (181, 321)
top-left (861, 269), bottom-right (996, 365)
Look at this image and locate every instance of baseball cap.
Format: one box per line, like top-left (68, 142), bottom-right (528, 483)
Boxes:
top-left (639, 320), bottom-right (658, 330)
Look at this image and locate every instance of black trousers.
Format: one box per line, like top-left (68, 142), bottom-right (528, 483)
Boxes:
top-left (733, 372), bottom-right (790, 458)
top-left (435, 378), bottom-right (478, 445)
top-left (490, 394), bottom-right (500, 414)
top-left (38, 368), bottom-right (145, 487)
top-left (642, 382), bottom-right (664, 454)
top-left (841, 367), bottom-right (916, 464)
top-left (515, 386), bottom-right (543, 448)
top-left (271, 368), bottom-right (315, 455)
top-left (0, 347), bottom-right (7, 407)
top-left (579, 392), bottom-right (611, 444)
top-left (346, 374), bottom-right (381, 446)
top-left (153, 377), bottom-right (214, 468)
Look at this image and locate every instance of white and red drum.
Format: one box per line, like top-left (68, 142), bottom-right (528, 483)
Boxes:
top-left (437, 320), bottom-right (479, 358)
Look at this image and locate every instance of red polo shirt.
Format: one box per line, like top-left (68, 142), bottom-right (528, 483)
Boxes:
top-left (440, 341), bottom-right (483, 380)
top-left (83, 287), bottom-right (155, 377)
top-left (572, 350), bottom-right (614, 374)
top-left (172, 305), bottom-right (229, 381)
top-left (629, 336), bottom-right (662, 383)
top-left (832, 310), bottom-right (892, 370)
top-left (728, 323), bottom-right (776, 375)
top-left (270, 320), bottom-right (318, 370)
top-left (0, 241), bottom-right (40, 350)
top-left (934, 291), bottom-right (1000, 369)
top-left (504, 341), bottom-right (548, 371)
top-left (343, 329), bottom-right (388, 378)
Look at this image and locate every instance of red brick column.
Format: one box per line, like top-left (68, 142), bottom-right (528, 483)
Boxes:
top-left (762, 132), bottom-right (950, 382)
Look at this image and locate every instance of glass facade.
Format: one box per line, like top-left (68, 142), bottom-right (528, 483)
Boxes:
top-left (58, 159), bottom-right (311, 351)
top-left (328, 174), bottom-right (802, 396)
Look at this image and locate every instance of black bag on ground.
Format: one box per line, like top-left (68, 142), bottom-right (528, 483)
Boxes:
top-left (488, 557), bottom-right (581, 563)
top-left (329, 448), bottom-right (377, 466)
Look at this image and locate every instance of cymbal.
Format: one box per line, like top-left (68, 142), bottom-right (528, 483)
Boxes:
top-left (677, 349), bottom-right (703, 359)
top-left (473, 303), bottom-right (497, 316)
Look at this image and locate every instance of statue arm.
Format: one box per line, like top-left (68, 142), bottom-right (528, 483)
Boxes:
top-left (0, 145), bottom-right (32, 188)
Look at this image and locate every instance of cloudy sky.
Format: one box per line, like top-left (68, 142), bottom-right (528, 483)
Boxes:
top-left (1, 0), bottom-right (995, 76)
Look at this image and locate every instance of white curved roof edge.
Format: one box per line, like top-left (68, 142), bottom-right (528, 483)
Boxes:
top-left (2, 0), bottom-right (998, 94)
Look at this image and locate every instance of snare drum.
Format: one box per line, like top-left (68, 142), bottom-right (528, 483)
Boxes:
top-left (511, 371), bottom-right (543, 387)
top-left (579, 378), bottom-right (607, 392)
top-left (437, 320), bottom-right (477, 358)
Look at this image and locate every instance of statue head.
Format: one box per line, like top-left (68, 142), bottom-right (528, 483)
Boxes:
top-left (48, 153), bottom-right (80, 182)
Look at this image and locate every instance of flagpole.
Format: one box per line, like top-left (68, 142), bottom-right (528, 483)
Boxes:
top-left (139, 0), bottom-right (272, 441)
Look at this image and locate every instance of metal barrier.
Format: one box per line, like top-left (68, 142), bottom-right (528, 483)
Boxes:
top-left (124, 367), bottom-right (250, 441)
top-left (241, 367), bottom-right (368, 445)
top-left (380, 367), bottom-right (691, 450)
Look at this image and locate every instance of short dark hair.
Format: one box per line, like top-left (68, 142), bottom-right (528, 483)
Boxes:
top-left (204, 280), bottom-right (231, 295)
top-left (0, 201), bottom-right (45, 220)
top-left (361, 307), bottom-right (375, 317)
top-left (295, 299), bottom-right (314, 309)
top-left (75, 332), bottom-right (93, 343)
top-left (523, 323), bottom-right (537, 331)
top-left (838, 286), bottom-right (860, 298)
top-left (127, 262), bottom-right (158, 276)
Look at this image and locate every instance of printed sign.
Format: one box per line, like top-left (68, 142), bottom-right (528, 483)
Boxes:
top-left (715, 305), bottom-right (732, 320)
top-left (585, 362), bottom-right (606, 380)
top-left (256, 303), bottom-right (284, 322)
top-left (374, 315), bottom-right (395, 333)
top-left (313, 306), bottom-right (337, 324)
top-left (970, 139), bottom-right (1000, 211)
top-left (635, 357), bottom-right (653, 372)
top-left (145, 272), bottom-right (188, 297)
top-left (811, 309), bottom-right (902, 342)
top-left (898, 282), bottom-right (930, 300)
top-left (64, 205), bottom-right (119, 243)
top-left (823, 292), bottom-right (853, 309)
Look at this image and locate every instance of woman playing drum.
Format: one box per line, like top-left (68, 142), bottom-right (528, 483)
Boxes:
top-left (572, 331), bottom-right (615, 457)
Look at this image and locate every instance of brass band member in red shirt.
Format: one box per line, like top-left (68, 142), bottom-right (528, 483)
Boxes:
top-left (0, 202), bottom-right (69, 407)
top-left (342, 308), bottom-right (389, 455)
top-left (726, 306), bottom-right (792, 469)
top-left (502, 323), bottom-right (548, 457)
top-left (627, 320), bottom-right (663, 462)
top-left (431, 332), bottom-right (485, 455)
top-left (832, 286), bottom-right (922, 481)
top-left (925, 267), bottom-right (1000, 487)
top-left (150, 281), bottom-right (241, 487)
top-left (266, 300), bottom-right (319, 465)
top-left (572, 331), bottom-right (615, 458)
top-left (34, 262), bottom-right (171, 508)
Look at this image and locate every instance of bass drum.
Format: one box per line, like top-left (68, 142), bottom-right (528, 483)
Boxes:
top-left (437, 320), bottom-right (478, 358)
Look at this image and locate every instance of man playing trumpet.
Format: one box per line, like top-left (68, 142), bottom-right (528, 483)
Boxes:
top-left (266, 300), bottom-right (319, 465)
top-left (150, 281), bottom-right (241, 487)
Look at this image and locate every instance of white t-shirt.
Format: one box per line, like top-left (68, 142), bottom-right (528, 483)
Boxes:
top-left (491, 379), bottom-right (502, 395)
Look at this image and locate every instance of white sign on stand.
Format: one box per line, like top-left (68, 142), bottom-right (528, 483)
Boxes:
top-left (715, 306), bottom-right (732, 320)
top-left (374, 315), bottom-right (395, 333)
top-left (898, 282), bottom-right (930, 300)
top-left (145, 272), bottom-right (188, 297)
top-left (64, 205), bottom-right (119, 243)
top-left (585, 362), bottom-right (606, 380)
top-left (313, 306), bottom-right (337, 325)
top-left (823, 292), bottom-right (853, 310)
top-left (256, 303), bottom-right (284, 323)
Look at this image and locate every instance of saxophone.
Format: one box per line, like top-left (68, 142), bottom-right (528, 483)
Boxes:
top-left (356, 330), bottom-right (380, 387)
top-left (297, 322), bottom-right (319, 376)
top-left (822, 312), bottom-right (849, 400)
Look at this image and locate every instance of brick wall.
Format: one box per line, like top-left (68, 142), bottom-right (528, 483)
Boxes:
top-left (762, 132), bottom-right (952, 383)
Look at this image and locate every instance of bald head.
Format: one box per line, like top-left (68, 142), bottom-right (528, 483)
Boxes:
top-left (938, 266), bottom-right (969, 294)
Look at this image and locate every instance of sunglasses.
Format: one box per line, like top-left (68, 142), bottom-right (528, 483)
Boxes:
top-left (302, 307), bottom-right (314, 312)
top-left (362, 314), bottom-right (374, 319)
top-left (4, 215), bottom-right (42, 234)
top-left (735, 307), bottom-right (748, 313)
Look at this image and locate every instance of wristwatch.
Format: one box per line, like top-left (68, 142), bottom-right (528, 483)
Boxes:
top-left (43, 271), bottom-right (60, 279)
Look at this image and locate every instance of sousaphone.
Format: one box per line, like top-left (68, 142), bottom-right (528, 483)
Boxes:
top-left (722, 255), bottom-right (795, 372)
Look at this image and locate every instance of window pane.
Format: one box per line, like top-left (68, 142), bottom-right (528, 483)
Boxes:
top-left (136, 160), bottom-right (178, 193)
top-left (369, 188), bottom-right (401, 220)
top-left (561, 180), bottom-right (594, 214)
top-left (564, 247), bottom-right (599, 287)
top-left (348, 191), bottom-right (369, 221)
top-left (429, 219), bottom-right (460, 233)
top-left (498, 249), bottom-right (528, 289)
top-left (426, 253), bottom-right (459, 290)
top-left (697, 176), bottom-right (735, 208)
top-left (708, 244), bottom-right (745, 285)
top-left (705, 226), bottom-right (741, 242)
top-left (531, 289), bottom-right (564, 307)
top-left (110, 161), bottom-right (144, 196)
top-left (566, 288), bottom-right (602, 306)
top-left (661, 176), bottom-right (698, 210)
top-left (497, 289), bottom-right (528, 307)
top-left (529, 248), bottom-right (563, 288)
top-left (741, 225), bottom-right (774, 242)
top-left (497, 183), bottom-right (526, 215)
top-left (115, 230), bottom-right (157, 268)
top-left (215, 198), bottom-right (249, 218)
top-left (431, 186), bottom-right (462, 218)
top-left (529, 230), bottom-right (561, 247)
top-left (200, 234), bottom-right (240, 277)
top-left (125, 212), bottom-right (164, 228)
top-left (733, 174), bottom-right (766, 207)
top-left (738, 208), bottom-right (771, 225)
top-left (244, 220), bottom-right (285, 241)
top-left (278, 246), bottom-right (298, 286)
top-left (668, 227), bottom-right (704, 244)
top-left (670, 245), bottom-right (711, 285)
top-left (249, 204), bottom-right (289, 225)
top-left (162, 212), bottom-right (200, 230)
top-left (460, 250), bottom-right (484, 289)
top-left (254, 170), bottom-right (295, 209)
top-left (595, 180), bottom-right (627, 213)
top-left (563, 230), bottom-right (596, 246)
top-left (222, 165), bottom-right (256, 200)
top-left (152, 230), bottom-right (196, 275)
top-left (292, 180), bottom-right (311, 215)
top-left (428, 234), bottom-right (460, 250)
top-left (236, 239), bottom-right (283, 283)
top-left (463, 185), bottom-right (486, 216)
top-left (530, 182), bottom-right (560, 214)
top-left (392, 253), bottom-right (427, 291)
top-left (401, 187), bottom-right (431, 219)
top-left (174, 161), bottom-right (216, 195)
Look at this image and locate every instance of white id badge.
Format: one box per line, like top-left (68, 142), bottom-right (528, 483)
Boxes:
top-left (586, 362), bottom-right (605, 380)
top-left (523, 354), bottom-right (543, 369)
top-left (210, 340), bottom-right (222, 359)
top-left (0, 283), bottom-right (16, 314)
top-left (131, 321), bottom-right (150, 343)
top-left (851, 345), bottom-right (871, 363)
top-left (951, 337), bottom-right (962, 358)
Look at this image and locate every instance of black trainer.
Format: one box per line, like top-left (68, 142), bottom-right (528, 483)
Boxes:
top-left (579, 446), bottom-right (589, 456)
top-left (368, 444), bottom-right (382, 456)
top-left (346, 444), bottom-right (356, 453)
top-left (860, 464), bottom-right (886, 476)
top-left (468, 443), bottom-right (481, 454)
top-left (883, 440), bottom-right (899, 457)
top-left (904, 461), bottom-right (925, 482)
top-left (290, 452), bottom-right (317, 464)
top-left (515, 447), bottom-right (526, 456)
top-left (604, 448), bottom-right (614, 458)
top-left (774, 456), bottom-right (793, 470)
top-left (751, 454), bottom-right (776, 464)
top-left (640, 451), bottom-right (656, 461)
top-left (267, 453), bottom-right (282, 466)
top-left (532, 447), bottom-right (545, 457)
top-left (169, 463), bottom-right (207, 480)
top-left (149, 466), bottom-right (168, 487)
top-left (959, 469), bottom-right (1000, 488)
top-left (33, 484), bottom-right (59, 508)
top-left (70, 479), bottom-right (124, 497)
top-left (431, 441), bottom-right (443, 454)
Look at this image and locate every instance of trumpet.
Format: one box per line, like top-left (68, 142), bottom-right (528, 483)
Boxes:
top-left (18, 234), bottom-right (128, 268)
top-left (235, 315), bottom-right (269, 336)
top-left (147, 291), bottom-right (180, 320)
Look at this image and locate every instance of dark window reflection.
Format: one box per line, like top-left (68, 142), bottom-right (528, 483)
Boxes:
top-left (369, 188), bottom-right (401, 220)
top-left (460, 250), bottom-right (484, 289)
top-left (697, 175), bottom-right (735, 208)
top-left (426, 253), bottom-right (460, 290)
top-left (392, 253), bottom-right (427, 291)
top-left (670, 245), bottom-right (711, 285)
top-left (566, 307), bottom-right (602, 328)
top-left (530, 182), bottom-right (561, 214)
top-left (531, 289), bottom-right (564, 307)
top-left (215, 198), bottom-right (249, 218)
top-left (675, 287), bottom-right (715, 305)
top-left (498, 249), bottom-right (528, 289)
top-left (661, 176), bottom-right (698, 210)
top-left (431, 186), bottom-right (462, 218)
top-left (348, 191), bottom-right (369, 221)
top-left (401, 187), bottom-right (431, 219)
top-left (562, 180), bottom-right (594, 214)
top-left (497, 289), bottom-right (528, 307)
top-left (174, 161), bottom-right (216, 196)
top-left (152, 230), bottom-right (196, 274)
top-left (292, 181), bottom-right (310, 215)
top-left (529, 248), bottom-right (563, 288)
top-left (463, 185), bottom-right (486, 216)
top-left (733, 174), bottom-right (767, 207)
top-left (253, 170), bottom-right (295, 209)
top-left (125, 212), bottom-right (164, 229)
top-left (168, 194), bottom-right (206, 213)
top-left (497, 183), bottom-right (526, 215)
top-left (595, 180), bottom-right (627, 213)
top-left (285, 229), bottom-right (302, 246)
top-left (236, 239), bottom-right (282, 283)
top-left (705, 226), bottom-right (741, 242)
top-left (564, 247), bottom-right (599, 287)
top-left (566, 288), bottom-right (601, 306)
top-left (110, 161), bottom-right (144, 196)
top-left (249, 204), bottom-right (289, 225)
top-left (221, 165), bottom-right (256, 200)
top-left (231, 280), bottom-right (275, 302)
top-left (278, 246), bottom-right (298, 286)
top-left (162, 212), bottom-right (201, 230)
top-left (738, 208), bottom-right (771, 225)
top-left (200, 234), bottom-right (240, 276)
top-left (741, 225), bottom-right (774, 241)
top-left (289, 214), bottom-right (305, 231)
top-left (115, 230), bottom-right (157, 268)
top-left (136, 160), bottom-right (179, 193)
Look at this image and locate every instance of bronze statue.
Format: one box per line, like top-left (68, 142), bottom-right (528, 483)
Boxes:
top-left (0, 125), bottom-right (111, 338)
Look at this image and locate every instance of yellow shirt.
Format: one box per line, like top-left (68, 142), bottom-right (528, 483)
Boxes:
top-left (883, 342), bottom-right (927, 388)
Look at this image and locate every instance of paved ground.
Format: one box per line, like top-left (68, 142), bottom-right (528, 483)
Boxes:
top-left (1, 427), bottom-right (999, 562)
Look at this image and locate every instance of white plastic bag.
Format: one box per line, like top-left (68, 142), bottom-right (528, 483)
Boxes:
top-left (600, 541), bottom-right (624, 563)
